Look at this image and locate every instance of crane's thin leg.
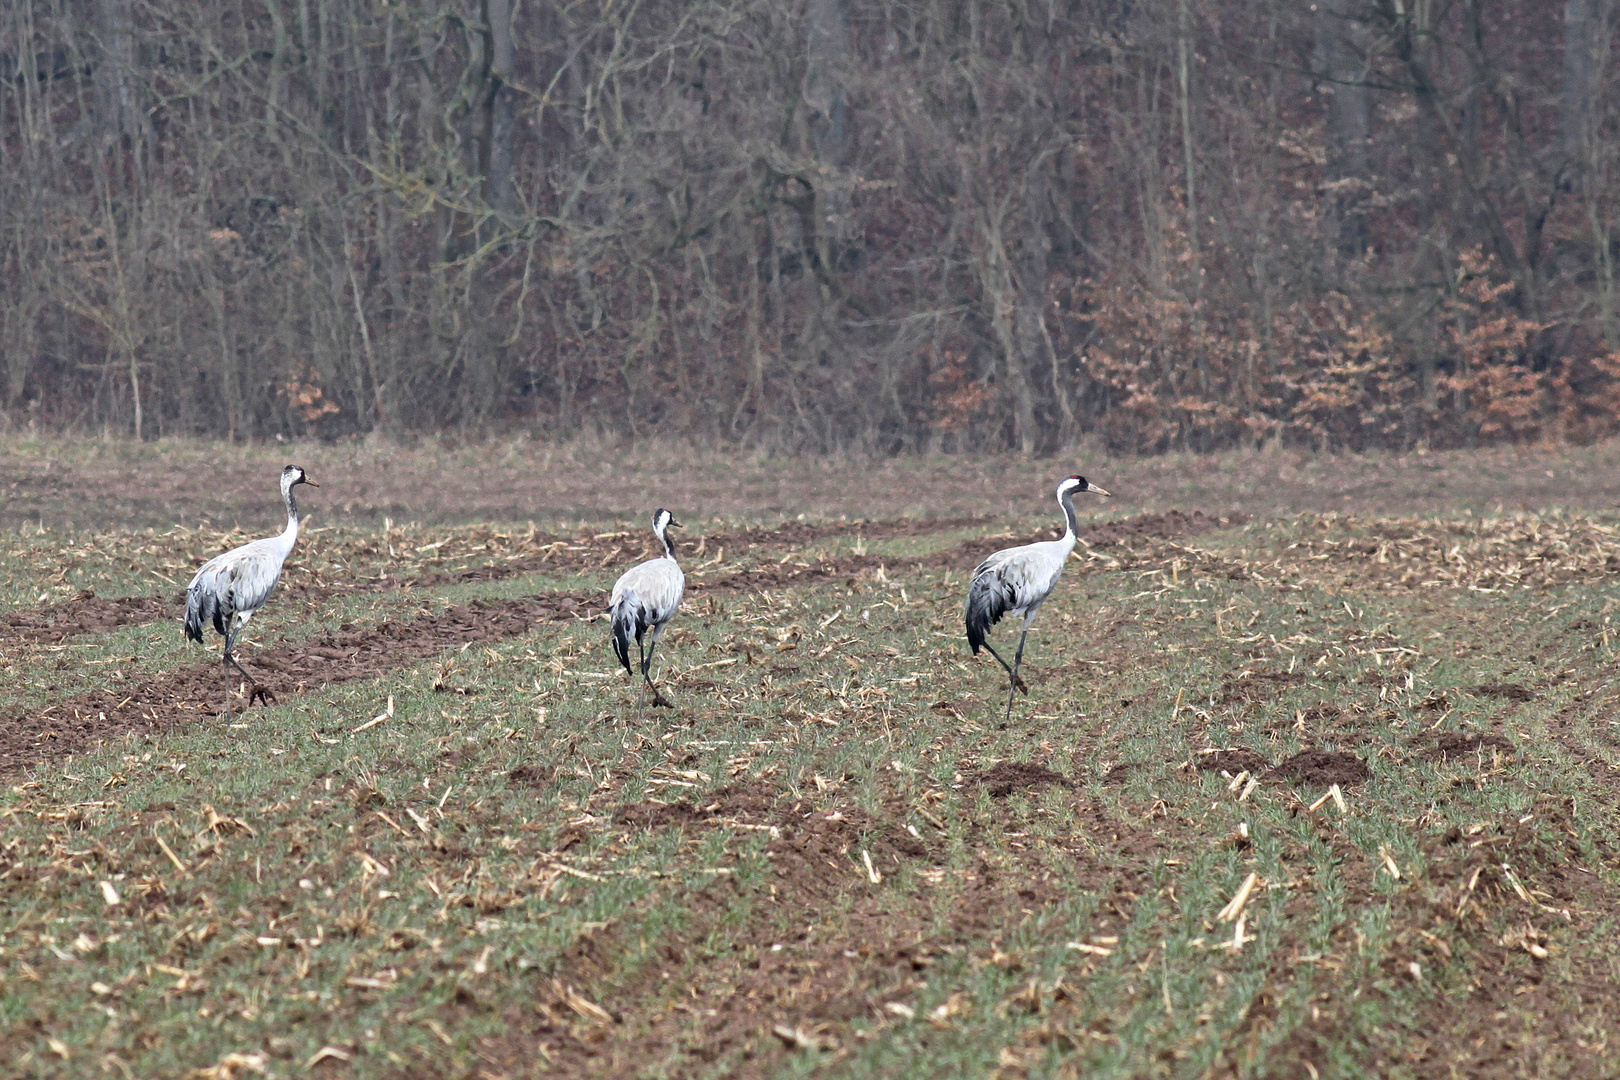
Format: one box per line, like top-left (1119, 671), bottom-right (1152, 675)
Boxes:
top-left (644, 625), bottom-right (672, 708)
top-left (1004, 626), bottom-right (1032, 724)
top-left (634, 633), bottom-right (649, 721)
top-left (980, 642), bottom-right (1029, 695)
top-left (222, 620), bottom-right (274, 709)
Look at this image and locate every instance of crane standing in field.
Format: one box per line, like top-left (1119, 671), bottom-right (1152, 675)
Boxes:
top-left (184, 464), bottom-right (318, 710)
top-left (610, 508), bottom-right (685, 709)
top-left (966, 474), bottom-right (1111, 723)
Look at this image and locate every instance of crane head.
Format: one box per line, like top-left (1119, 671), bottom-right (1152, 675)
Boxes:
top-left (281, 464), bottom-right (319, 489)
top-left (654, 508), bottom-right (681, 531)
top-left (1061, 474), bottom-right (1110, 498)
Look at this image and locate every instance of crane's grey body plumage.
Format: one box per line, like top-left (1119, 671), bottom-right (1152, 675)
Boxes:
top-left (609, 509), bottom-right (684, 708)
top-left (965, 475), bottom-right (1110, 722)
top-left (184, 465), bottom-right (317, 708)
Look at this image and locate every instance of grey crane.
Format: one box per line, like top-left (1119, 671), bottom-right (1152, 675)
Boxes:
top-left (965, 474), bottom-right (1111, 722)
top-left (609, 508), bottom-right (685, 709)
top-left (184, 464), bottom-right (318, 708)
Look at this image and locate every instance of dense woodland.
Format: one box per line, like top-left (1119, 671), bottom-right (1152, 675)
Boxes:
top-left (2, 0), bottom-right (1619, 452)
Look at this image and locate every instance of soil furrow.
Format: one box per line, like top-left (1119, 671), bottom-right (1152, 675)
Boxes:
top-left (0, 555), bottom-right (872, 779)
top-left (2, 511), bottom-right (1235, 651)
top-left (2, 591), bottom-right (180, 645)
top-left (477, 784), bottom-right (1151, 1078)
top-left (1, 510), bottom-right (1243, 778)
top-left (0, 591), bottom-right (597, 778)
top-left (1211, 801), bottom-right (1611, 1079)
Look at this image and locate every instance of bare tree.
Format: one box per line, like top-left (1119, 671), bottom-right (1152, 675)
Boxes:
top-left (1, 0), bottom-right (1618, 452)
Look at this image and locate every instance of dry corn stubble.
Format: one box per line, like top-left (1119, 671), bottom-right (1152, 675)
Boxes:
top-left (4, 482), bottom-right (1620, 1078)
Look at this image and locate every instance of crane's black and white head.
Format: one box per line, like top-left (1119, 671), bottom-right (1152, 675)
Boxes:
top-left (280, 464), bottom-right (319, 491)
top-left (652, 508), bottom-right (681, 558)
top-left (1058, 474), bottom-right (1110, 499)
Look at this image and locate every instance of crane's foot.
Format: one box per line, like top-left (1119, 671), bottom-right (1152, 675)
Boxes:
top-left (248, 684), bottom-right (277, 706)
top-left (649, 685), bottom-right (674, 709)
top-left (1015, 674), bottom-right (1029, 695)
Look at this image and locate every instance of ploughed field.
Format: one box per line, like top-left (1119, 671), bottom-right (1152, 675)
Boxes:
top-left (3, 492), bottom-right (1620, 1077)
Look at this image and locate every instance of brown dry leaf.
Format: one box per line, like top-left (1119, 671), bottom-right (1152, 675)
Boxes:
top-left (1216, 872), bottom-right (1261, 923)
top-left (1065, 940), bottom-right (1114, 956)
top-left (998, 979), bottom-right (1045, 1017)
top-left (185, 1051), bottom-right (268, 1079)
top-left (1499, 924), bottom-right (1552, 959)
top-left (304, 1046), bottom-right (352, 1068)
top-left (558, 982), bottom-right (613, 1024)
top-left (771, 1024), bottom-right (829, 1051)
top-left (198, 804), bottom-right (257, 839)
top-left (929, 992), bottom-right (973, 1028)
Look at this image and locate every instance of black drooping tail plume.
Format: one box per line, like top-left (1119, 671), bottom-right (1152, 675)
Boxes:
top-left (610, 593), bottom-right (641, 674)
top-left (184, 581), bottom-right (216, 644)
top-left (964, 571), bottom-right (1013, 655)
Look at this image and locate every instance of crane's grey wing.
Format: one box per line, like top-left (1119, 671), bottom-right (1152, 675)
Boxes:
top-left (184, 566), bottom-right (217, 641)
top-left (642, 562), bottom-right (684, 621)
top-left (609, 586), bottom-right (639, 672)
top-left (609, 558), bottom-right (684, 670)
top-left (966, 546), bottom-right (1027, 654)
top-left (185, 540), bottom-right (287, 639)
top-left (965, 542), bottom-right (1068, 653)
top-left (609, 557), bottom-right (660, 609)
top-left (611, 559), bottom-right (684, 621)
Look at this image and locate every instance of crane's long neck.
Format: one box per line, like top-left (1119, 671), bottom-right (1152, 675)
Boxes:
top-left (657, 523), bottom-right (677, 562)
top-left (279, 482), bottom-right (302, 548)
top-left (1059, 489), bottom-right (1081, 538)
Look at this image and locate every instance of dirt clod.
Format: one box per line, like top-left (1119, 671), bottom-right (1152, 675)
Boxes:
top-left (1473, 682), bottom-right (1536, 702)
top-left (1100, 762), bottom-right (1144, 785)
top-left (1218, 670), bottom-right (1306, 704)
top-left (1195, 748), bottom-right (1271, 774)
top-left (969, 762), bottom-right (1072, 797)
top-left (506, 764), bottom-right (554, 787)
top-left (1431, 733), bottom-right (1515, 760)
top-left (1269, 749), bottom-right (1372, 787)
top-left (616, 782), bottom-right (779, 830)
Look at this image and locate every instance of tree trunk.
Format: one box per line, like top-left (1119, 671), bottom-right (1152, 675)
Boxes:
top-left (1177, 0), bottom-right (1199, 263)
top-left (1563, 0), bottom-right (1595, 172)
top-left (1319, 0), bottom-right (1370, 259)
top-left (486, 0), bottom-right (517, 219)
top-left (804, 0), bottom-right (849, 250)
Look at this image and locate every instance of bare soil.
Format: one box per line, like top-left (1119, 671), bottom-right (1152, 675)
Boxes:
top-left (1268, 749), bottom-right (1374, 788)
top-left (2, 590), bottom-right (177, 644)
top-left (967, 762), bottom-right (1073, 797)
top-left (1, 509), bottom-right (1245, 781)
top-left (9, 445), bottom-right (1620, 1077)
top-left (1474, 682), bottom-right (1537, 702)
top-left (0, 591), bottom-right (596, 776)
top-left (1430, 732), bottom-right (1516, 760)
top-left (11, 435), bottom-right (1620, 530)
top-left (1196, 748), bottom-right (1273, 775)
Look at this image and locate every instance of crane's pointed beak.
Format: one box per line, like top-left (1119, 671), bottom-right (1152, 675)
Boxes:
top-left (1086, 482), bottom-right (1111, 497)
top-left (668, 517), bottom-right (682, 529)
top-left (303, 478), bottom-right (320, 488)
